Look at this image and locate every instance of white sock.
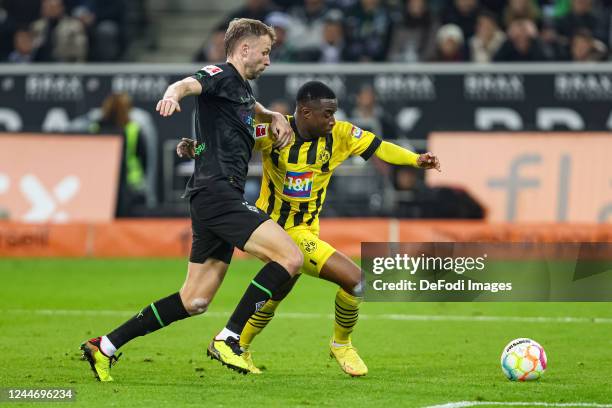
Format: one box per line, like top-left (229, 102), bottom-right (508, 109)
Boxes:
top-left (100, 336), bottom-right (117, 357)
top-left (332, 341), bottom-right (350, 348)
top-left (215, 327), bottom-right (240, 341)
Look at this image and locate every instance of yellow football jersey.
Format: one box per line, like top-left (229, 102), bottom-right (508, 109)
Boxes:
top-left (254, 116), bottom-right (382, 232)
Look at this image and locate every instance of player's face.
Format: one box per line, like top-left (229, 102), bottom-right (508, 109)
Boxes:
top-left (306, 98), bottom-right (337, 136)
top-left (243, 35), bottom-right (272, 80)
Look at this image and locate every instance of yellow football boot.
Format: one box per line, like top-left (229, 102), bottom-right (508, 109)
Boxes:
top-left (80, 337), bottom-right (121, 382)
top-left (243, 349), bottom-right (262, 374)
top-left (206, 337), bottom-right (250, 374)
top-left (329, 340), bottom-right (368, 377)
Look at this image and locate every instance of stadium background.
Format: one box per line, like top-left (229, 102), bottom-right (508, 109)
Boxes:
top-left (1, 1), bottom-right (612, 407)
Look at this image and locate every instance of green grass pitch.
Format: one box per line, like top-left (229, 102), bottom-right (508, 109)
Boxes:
top-left (1, 258), bottom-right (611, 407)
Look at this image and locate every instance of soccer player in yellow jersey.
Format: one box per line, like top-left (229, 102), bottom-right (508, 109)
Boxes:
top-left (178, 81), bottom-right (440, 376)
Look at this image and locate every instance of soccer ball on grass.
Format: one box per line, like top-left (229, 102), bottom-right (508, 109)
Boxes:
top-left (500, 338), bottom-right (547, 381)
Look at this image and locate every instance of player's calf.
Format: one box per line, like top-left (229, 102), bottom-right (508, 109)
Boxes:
top-left (80, 292), bottom-right (190, 381)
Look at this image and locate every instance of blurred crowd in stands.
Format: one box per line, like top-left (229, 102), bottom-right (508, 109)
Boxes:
top-left (195, 0), bottom-right (612, 63)
top-left (0, 0), bottom-right (140, 62)
top-left (2, 0), bottom-right (610, 64)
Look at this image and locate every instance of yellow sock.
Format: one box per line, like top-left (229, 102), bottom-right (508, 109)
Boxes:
top-left (333, 288), bottom-right (362, 345)
top-left (239, 299), bottom-right (280, 349)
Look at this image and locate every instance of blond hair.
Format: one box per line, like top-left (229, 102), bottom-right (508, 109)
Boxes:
top-left (224, 18), bottom-right (276, 57)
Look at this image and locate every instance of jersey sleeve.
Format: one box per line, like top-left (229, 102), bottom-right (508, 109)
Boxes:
top-left (253, 122), bottom-right (273, 152)
top-left (191, 65), bottom-right (227, 97)
top-left (340, 121), bottom-right (383, 160)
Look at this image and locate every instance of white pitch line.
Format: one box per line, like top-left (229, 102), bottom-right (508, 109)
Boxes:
top-left (3, 309), bottom-right (612, 324)
top-left (424, 402), bottom-right (612, 408)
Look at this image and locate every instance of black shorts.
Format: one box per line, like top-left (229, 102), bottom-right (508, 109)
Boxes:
top-left (189, 180), bottom-right (270, 264)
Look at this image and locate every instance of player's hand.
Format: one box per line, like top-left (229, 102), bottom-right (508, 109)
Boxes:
top-left (269, 112), bottom-right (293, 149)
top-left (176, 138), bottom-right (196, 159)
top-left (156, 97), bottom-right (181, 117)
top-left (417, 152), bottom-right (441, 172)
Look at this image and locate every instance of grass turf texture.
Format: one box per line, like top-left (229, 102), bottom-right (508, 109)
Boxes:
top-left (1, 258), bottom-right (611, 408)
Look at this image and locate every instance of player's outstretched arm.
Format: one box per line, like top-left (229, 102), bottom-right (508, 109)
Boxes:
top-left (375, 141), bottom-right (441, 171)
top-left (254, 102), bottom-right (293, 149)
top-left (156, 77), bottom-right (203, 117)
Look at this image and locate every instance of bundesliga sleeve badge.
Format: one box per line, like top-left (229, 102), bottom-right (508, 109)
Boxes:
top-left (202, 65), bottom-right (223, 76)
top-left (351, 125), bottom-right (363, 139)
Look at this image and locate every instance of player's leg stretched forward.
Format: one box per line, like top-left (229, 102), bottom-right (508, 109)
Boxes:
top-left (80, 256), bottom-right (229, 382)
top-left (81, 220), bottom-right (302, 380)
top-left (79, 221), bottom-right (303, 380)
top-left (239, 236), bottom-right (368, 376)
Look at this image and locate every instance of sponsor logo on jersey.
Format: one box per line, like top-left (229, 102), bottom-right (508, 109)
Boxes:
top-left (239, 110), bottom-right (255, 128)
top-left (283, 171), bottom-right (313, 198)
top-left (255, 124), bottom-right (268, 138)
top-left (351, 125), bottom-right (363, 139)
top-left (202, 65), bottom-right (223, 76)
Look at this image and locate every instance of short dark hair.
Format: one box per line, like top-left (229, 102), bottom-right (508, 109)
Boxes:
top-left (224, 18), bottom-right (276, 57)
top-left (296, 81), bottom-right (336, 104)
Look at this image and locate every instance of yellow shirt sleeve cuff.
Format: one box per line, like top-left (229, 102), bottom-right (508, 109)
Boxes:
top-left (374, 141), bottom-right (419, 166)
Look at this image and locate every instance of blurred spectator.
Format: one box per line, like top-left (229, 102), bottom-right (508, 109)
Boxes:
top-left (493, 18), bottom-right (549, 61)
top-left (343, 0), bottom-right (393, 61)
top-left (273, 0), bottom-right (303, 12)
top-left (223, 0), bottom-right (275, 27)
top-left (89, 93), bottom-right (147, 217)
top-left (570, 28), bottom-right (608, 61)
top-left (503, 0), bottom-right (541, 28)
top-left (349, 85), bottom-right (398, 139)
top-left (547, 0), bottom-right (571, 17)
top-left (318, 9), bottom-right (345, 63)
top-left (71, 0), bottom-right (126, 61)
top-left (555, 0), bottom-right (608, 45)
top-left (8, 29), bottom-right (34, 62)
top-left (388, 0), bottom-right (439, 62)
top-left (30, 0), bottom-right (87, 62)
top-left (266, 12), bottom-right (295, 62)
top-left (193, 28), bottom-right (225, 63)
top-left (0, 2), bottom-right (16, 60)
top-left (393, 166), bottom-right (420, 191)
top-left (285, 0), bottom-right (328, 55)
top-left (441, 0), bottom-right (481, 40)
top-left (479, 0), bottom-right (505, 14)
top-left (430, 23), bottom-right (467, 61)
top-left (469, 10), bottom-right (505, 62)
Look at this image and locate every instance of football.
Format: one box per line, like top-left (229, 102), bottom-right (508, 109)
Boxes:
top-left (501, 338), bottom-right (547, 381)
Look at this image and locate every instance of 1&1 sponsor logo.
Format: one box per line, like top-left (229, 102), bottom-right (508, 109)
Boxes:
top-left (283, 171), bottom-right (313, 198)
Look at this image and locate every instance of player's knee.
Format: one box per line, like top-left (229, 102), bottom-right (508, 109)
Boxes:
top-left (184, 297), bottom-right (209, 316)
top-left (282, 245), bottom-right (303, 276)
top-left (351, 280), bottom-right (364, 297)
top-left (344, 275), bottom-right (363, 297)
